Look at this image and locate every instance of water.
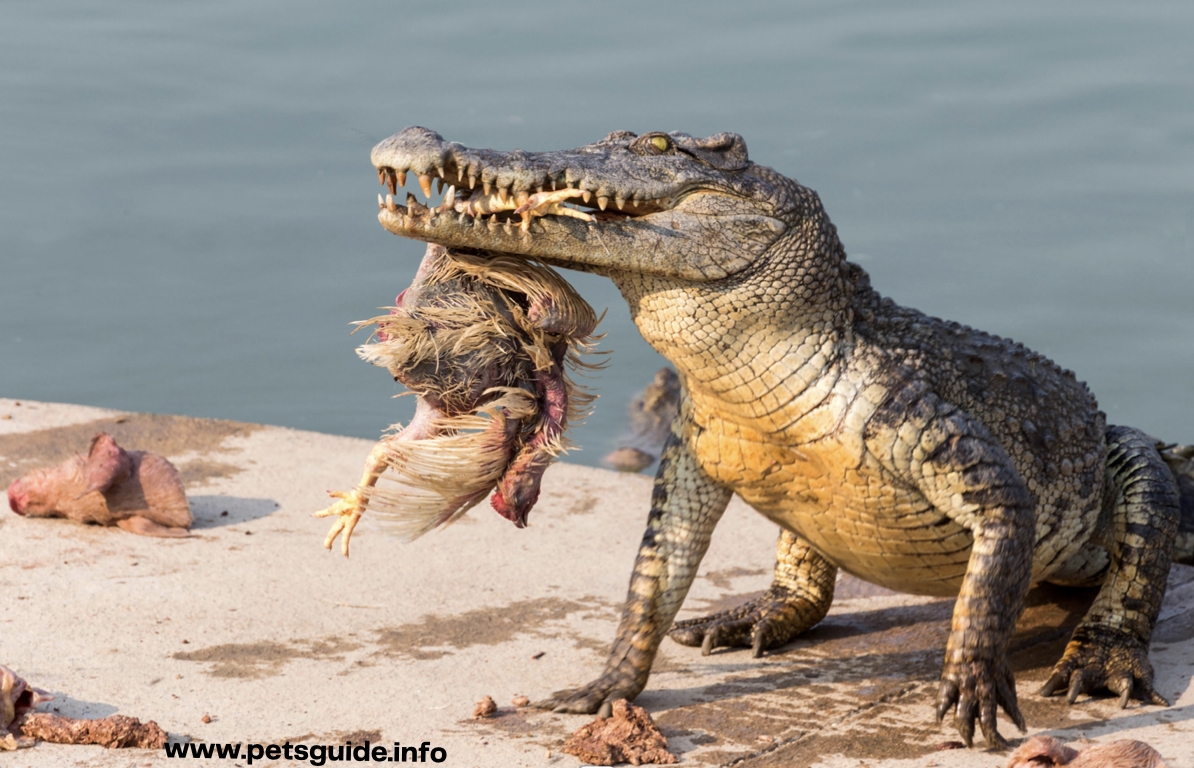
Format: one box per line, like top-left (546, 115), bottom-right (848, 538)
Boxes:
top-left (2, 0), bottom-right (1192, 468)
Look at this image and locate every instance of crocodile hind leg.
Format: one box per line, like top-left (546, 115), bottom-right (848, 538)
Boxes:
top-left (1040, 425), bottom-right (1180, 708)
top-left (669, 529), bottom-right (836, 657)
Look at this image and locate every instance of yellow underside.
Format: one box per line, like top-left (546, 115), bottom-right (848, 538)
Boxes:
top-left (691, 409), bottom-right (973, 597)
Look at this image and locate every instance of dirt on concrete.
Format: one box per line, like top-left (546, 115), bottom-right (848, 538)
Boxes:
top-left (373, 595), bottom-right (612, 661)
top-left (651, 578), bottom-right (1119, 766)
top-left (172, 637), bottom-right (361, 679)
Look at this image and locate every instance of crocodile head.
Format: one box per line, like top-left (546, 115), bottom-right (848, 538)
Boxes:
top-left (370, 127), bottom-right (823, 283)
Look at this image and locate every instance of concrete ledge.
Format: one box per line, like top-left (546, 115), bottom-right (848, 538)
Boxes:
top-left (2, 398), bottom-right (1191, 767)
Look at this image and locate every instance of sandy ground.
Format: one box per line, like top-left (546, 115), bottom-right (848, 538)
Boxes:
top-left (1, 398), bottom-right (1191, 767)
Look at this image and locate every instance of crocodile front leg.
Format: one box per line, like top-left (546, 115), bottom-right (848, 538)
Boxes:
top-left (669, 529), bottom-right (837, 657)
top-left (536, 430), bottom-right (733, 715)
top-left (1040, 425), bottom-right (1179, 708)
top-left (936, 503), bottom-right (1033, 750)
top-left (869, 383), bottom-right (1035, 749)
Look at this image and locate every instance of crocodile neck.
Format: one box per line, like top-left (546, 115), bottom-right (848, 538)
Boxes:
top-left (610, 230), bottom-right (856, 441)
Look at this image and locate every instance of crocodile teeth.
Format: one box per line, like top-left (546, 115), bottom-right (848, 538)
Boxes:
top-left (374, 159), bottom-right (641, 229)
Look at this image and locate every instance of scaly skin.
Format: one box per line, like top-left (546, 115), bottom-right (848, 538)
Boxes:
top-left (366, 126), bottom-right (1193, 748)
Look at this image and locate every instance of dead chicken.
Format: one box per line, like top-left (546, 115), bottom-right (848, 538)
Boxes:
top-left (317, 243), bottom-right (600, 554)
top-left (1, 664), bottom-right (53, 750)
top-left (1005, 735), bottom-right (1170, 768)
top-left (6, 433), bottom-right (191, 538)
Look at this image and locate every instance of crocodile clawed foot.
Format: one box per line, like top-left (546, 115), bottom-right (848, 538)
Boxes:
top-left (1039, 631), bottom-right (1169, 709)
top-left (533, 673), bottom-right (644, 716)
top-left (669, 588), bottom-right (816, 658)
top-left (935, 656), bottom-right (1024, 750)
top-left (314, 489), bottom-right (366, 557)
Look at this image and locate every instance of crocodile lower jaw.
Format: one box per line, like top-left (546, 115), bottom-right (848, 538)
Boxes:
top-left (375, 194), bottom-right (597, 255)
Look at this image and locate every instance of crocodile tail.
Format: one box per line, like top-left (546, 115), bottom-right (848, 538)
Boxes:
top-left (1158, 442), bottom-right (1194, 565)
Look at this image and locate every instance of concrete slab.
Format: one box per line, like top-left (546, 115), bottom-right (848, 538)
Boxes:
top-left (1, 398), bottom-right (1191, 767)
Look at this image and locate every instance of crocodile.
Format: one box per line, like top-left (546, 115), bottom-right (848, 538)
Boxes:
top-left (362, 126), bottom-right (1194, 749)
top-left (604, 367), bottom-right (682, 473)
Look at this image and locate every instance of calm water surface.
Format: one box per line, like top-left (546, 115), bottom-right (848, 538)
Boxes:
top-left (2, 1), bottom-right (1192, 468)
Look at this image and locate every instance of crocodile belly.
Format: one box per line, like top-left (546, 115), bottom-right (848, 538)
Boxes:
top-left (695, 424), bottom-right (973, 597)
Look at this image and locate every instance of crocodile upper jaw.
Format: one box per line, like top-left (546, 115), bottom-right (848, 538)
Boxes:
top-left (370, 127), bottom-right (790, 282)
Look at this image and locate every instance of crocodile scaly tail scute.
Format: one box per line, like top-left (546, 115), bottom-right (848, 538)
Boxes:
top-left (1157, 441), bottom-right (1194, 565)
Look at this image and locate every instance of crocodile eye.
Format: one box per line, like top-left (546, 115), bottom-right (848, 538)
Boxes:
top-left (630, 133), bottom-right (674, 156)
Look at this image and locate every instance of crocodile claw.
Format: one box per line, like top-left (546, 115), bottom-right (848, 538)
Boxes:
top-left (1039, 633), bottom-right (1169, 708)
top-left (533, 674), bottom-right (645, 716)
top-left (935, 657), bottom-right (1024, 750)
top-left (669, 589), bottom-right (818, 657)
